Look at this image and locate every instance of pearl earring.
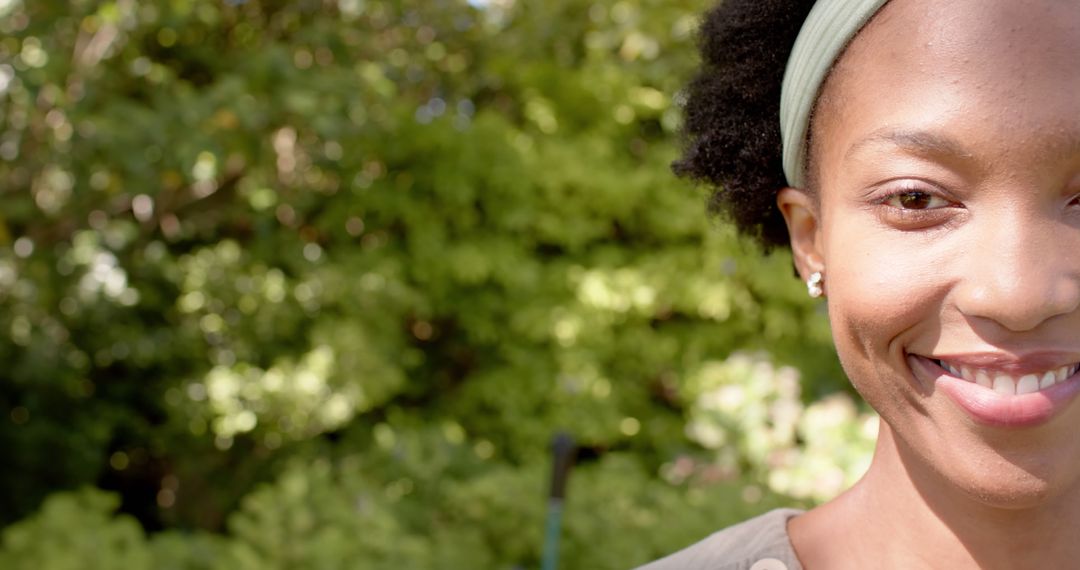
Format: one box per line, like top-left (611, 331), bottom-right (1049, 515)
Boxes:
top-left (806, 271), bottom-right (824, 298)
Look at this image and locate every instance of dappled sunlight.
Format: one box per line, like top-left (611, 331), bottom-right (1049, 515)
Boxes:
top-left (685, 352), bottom-right (876, 502)
top-left (0, 1), bottom-right (850, 568)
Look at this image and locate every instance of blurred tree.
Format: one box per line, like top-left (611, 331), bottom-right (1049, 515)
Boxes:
top-left (0, 0), bottom-right (867, 567)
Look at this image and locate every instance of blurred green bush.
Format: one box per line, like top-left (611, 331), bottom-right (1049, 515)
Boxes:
top-left (0, 0), bottom-right (870, 567)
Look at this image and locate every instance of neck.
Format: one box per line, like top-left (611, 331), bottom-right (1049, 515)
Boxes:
top-left (792, 419), bottom-right (1080, 569)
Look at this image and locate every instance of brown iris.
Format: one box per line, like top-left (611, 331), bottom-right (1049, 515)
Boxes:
top-left (897, 191), bottom-right (932, 210)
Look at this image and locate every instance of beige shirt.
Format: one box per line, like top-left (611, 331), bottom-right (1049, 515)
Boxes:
top-left (635, 508), bottom-right (804, 570)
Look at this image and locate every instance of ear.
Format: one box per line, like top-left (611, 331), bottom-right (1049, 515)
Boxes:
top-left (777, 187), bottom-right (824, 281)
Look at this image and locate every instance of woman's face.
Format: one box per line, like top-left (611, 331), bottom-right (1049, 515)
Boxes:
top-left (801, 0), bottom-right (1080, 506)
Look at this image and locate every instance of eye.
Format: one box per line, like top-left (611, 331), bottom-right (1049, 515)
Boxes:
top-left (871, 182), bottom-right (961, 231)
top-left (885, 190), bottom-right (950, 210)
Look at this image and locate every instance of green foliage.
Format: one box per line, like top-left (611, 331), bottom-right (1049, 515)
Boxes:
top-left (0, 489), bottom-right (155, 570)
top-left (0, 488), bottom-right (227, 570)
top-left (683, 352), bottom-right (876, 502)
top-left (1, 457), bottom-right (797, 570)
top-left (0, 0), bottom-right (867, 567)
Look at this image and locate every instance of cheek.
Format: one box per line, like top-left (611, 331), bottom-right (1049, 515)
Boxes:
top-left (821, 216), bottom-right (948, 374)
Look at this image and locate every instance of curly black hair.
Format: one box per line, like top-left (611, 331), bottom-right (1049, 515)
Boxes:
top-left (674, 0), bottom-right (817, 249)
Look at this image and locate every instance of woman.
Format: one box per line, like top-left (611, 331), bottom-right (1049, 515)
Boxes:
top-left (643, 0), bottom-right (1080, 568)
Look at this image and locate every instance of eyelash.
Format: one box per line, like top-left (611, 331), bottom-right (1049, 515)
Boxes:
top-left (874, 182), bottom-right (959, 227)
top-left (890, 191), bottom-right (946, 209)
top-left (871, 184), bottom-right (1080, 229)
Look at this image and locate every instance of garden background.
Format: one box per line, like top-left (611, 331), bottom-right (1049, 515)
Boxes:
top-left (0, 0), bottom-right (878, 568)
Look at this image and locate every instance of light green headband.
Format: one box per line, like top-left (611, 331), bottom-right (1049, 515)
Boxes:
top-left (780, 0), bottom-right (891, 188)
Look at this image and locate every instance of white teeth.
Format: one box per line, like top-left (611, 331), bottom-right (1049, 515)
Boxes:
top-left (1016, 374), bottom-right (1040, 395)
top-left (993, 375), bottom-right (1016, 395)
top-left (937, 359), bottom-right (1080, 396)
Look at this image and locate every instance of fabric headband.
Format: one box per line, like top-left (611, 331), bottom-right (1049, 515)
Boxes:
top-left (780, 0), bottom-right (891, 188)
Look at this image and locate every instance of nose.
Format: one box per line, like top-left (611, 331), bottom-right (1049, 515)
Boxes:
top-left (954, 212), bottom-right (1080, 332)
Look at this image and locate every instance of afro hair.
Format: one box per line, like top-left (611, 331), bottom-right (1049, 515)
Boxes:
top-left (673, 0), bottom-right (816, 249)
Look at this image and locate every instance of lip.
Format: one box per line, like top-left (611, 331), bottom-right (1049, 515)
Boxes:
top-left (930, 351), bottom-right (1080, 375)
top-left (909, 354), bottom-right (1080, 427)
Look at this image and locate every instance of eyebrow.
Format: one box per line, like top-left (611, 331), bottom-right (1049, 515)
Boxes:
top-left (845, 127), bottom-right (1080, 165)
top-left (844, 128), bottom-right (975, 162)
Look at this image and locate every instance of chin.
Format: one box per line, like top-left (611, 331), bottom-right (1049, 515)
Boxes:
top-left (927, 445), bottom-right (1080, 512)
top-left (876, 408), bottom-right (1080, 515)
top-left (956, 468), bottom-right (1054, 510)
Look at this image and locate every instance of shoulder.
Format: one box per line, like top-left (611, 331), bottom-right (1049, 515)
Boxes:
top-left (635, 508), bottom-right (804, 570)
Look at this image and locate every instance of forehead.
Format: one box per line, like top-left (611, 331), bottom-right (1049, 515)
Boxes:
top-left (845, 0), bottom-right (1080, 81)
top-left (813, 0), bottom-right (1080, 173)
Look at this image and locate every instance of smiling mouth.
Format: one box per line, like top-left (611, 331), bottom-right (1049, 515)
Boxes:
top-left (935, 359), bottom-right (1080, 396)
